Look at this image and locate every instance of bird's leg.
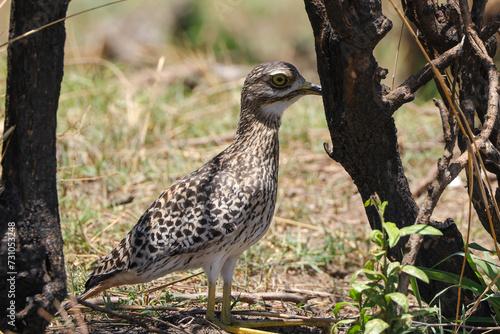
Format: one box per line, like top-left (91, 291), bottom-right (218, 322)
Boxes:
top-left (206, 281), bottom-right (217, 322)
top-left (221, 281), bottom-right (233, 324)
top-left (215, 257), bottom-right (332, 332)
top-left (206, 280), bottom-right (271, 334)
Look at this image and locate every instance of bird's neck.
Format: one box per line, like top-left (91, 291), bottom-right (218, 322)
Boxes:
top-left (232, 107), bottom-right (281, 157)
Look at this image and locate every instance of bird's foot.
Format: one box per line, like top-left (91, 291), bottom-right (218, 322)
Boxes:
top-left (207, 311), bottom-right (272, 334)
top-left (230, 317), bottom-right (332, 330)
top-left (208, 312), bottom-right (332, 333)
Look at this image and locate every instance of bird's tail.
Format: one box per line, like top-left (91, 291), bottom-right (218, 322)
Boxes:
top-left (80, 235), bottom-right (134, 300)
top-left (79, 270), bottom-right (123, 300)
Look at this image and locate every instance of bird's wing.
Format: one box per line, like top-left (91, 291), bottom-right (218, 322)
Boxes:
top-left (129, 166), bottom-right (263, 262)
top-left (85, 160), bottom-right (265, 290)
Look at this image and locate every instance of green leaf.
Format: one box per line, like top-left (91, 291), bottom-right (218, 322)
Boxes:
top-left (360, 309), bottom-right (373, 323)
top-left (372, 250), bottom-right (387, 262)
top-left (333, 301), bottom-right (356, 316)
top-left (378, 201), bottom-right (388, 216)
top-left (370, 229), bottom-right (384, 247)
top-left (364, 198), bottom-right (388, 218)
top-left (469, 242), bottom-right (497, 255)
top-left (364, 198), bottom-right (376, 208)
top-left (350, 268), bottom-right (364, 285)
top-left (365, 319), bottom-right (389, 334)
top-left (386, 261), bottom-right (401, 277)
top-left (410, 276), bottom-right (423, 308)
top-left (409, 307), bottom-right (439, 317)
top-left (482, 252), bottom-right (500, 283)
top-left (364, 261), bottom-right (375, 270)
top-left (363, 269), bottom-right (387, 282)
top-left (463, 251), bottom-right (487, 286)
top-left (399, 313), bottom-right (413, 327)
top-left (382, 222), bottom-right (400, 248)
top-left (399, 225), bottom-right (443, 237)
top-left (402, 265), bottom-right (429, 283)
top-left (419, 267), bottom-right (488, 297)
top-left (349, 288), bottom-right (362, 303)
top-left (333, 318), bottom-right (357, 330)
top-left (351, 282), bottom-right (380, 296)
top-left (347, 324), bottom-right (363, 334)
top-left (386, 292), bottom-right (409, 312)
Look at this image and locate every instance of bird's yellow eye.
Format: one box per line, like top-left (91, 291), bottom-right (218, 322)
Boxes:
top-left (271, 74), bottom-right (288, 87)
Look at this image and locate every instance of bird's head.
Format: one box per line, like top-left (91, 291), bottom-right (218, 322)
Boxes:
top-left (240, 62), bottom-right (321, 120)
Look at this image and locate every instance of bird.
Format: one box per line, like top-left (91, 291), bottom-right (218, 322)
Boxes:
top-left (80, 61), bottom-right (322, 333)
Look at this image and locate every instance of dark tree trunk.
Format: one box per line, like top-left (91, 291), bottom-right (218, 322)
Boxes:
top-left (304, 0), bottom-right (496, 317)
top-left (0, 0), bottom-right (70, 333)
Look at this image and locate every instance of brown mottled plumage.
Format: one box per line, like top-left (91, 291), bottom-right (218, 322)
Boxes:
top-left (81, 62), bottom-right (321, 331)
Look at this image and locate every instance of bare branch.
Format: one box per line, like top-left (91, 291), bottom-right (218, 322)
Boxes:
top-left (402, 0), bottom-right (462, 53)
top-left (398, 99), bottom-right (460, 295)
top-left (385, 44), bottom-right (460, 110)
top-left (458, 0), bottom-right (499, 145)
top-left (480, 12), bottom-right (500, 40)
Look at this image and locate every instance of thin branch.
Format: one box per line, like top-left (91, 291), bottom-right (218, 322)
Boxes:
top-left (480, 12), bottom-right (500, 40)
top-left (75, 298), bottom-right (175, 334)
top-left (480, 140), bottom-right (500, 163)
top-left (398, 99), bottom-right (459, 295)
top-left (385, 44), bottom-right (461, 110)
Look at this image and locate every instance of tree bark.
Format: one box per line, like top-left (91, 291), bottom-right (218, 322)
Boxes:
top-left (0, 0), bottom-right (70, 332)
top-left (303, 0), bottom-right (494, 317)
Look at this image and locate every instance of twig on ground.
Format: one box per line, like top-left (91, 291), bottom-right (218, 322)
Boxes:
top-left (412, 320), bottom-right (500, 331)
top-left (75, 298), bottom-right (172, 334)
top-left (172, 291), bottom-right (315, 305)
top-left (134, 313), bottom-right (192, 334)
top-left (71, 286), bottom-right (331, 311)
top-left (282, 287), bottom-right (334, 298)
top-left (74, 299), bottom-right (338, 322)
top-left (55, 299), bottom-right (78, 334)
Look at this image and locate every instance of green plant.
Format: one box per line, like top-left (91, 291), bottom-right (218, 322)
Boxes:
top-left (420, 242), bottom-right (500, 326)
top-left (333, 198), bottom-right (442, 334)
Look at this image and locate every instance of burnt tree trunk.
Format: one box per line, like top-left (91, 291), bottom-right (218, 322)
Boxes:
top-left (304, 0), bottom-right (497, 317)
top-left (0, 0), bottom-right (70, 333)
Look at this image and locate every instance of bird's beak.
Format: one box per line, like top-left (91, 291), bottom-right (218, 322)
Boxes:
top-left (297, 81), bottom-right (322, 95)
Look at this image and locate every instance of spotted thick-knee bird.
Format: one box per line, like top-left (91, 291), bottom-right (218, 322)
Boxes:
top-left (81, 61), bottom-right (321, 332)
